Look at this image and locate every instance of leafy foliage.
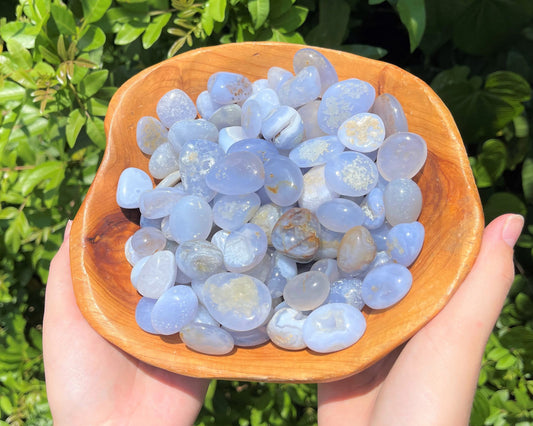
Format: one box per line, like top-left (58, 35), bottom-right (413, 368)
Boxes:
top-left (0, 0), bottom-right (532, 424)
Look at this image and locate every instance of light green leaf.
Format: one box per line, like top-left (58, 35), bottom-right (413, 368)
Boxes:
top-left (66, 109), bottom-right (87, 148)
top-left (204, 0), bottom-right (227, 23)
top-left (79, 70), bottom-right (109, 98)
top-left (18, 161), bottom-right (65, 196)
top-left (472, 139), bottom-right (507, 188)
top-left (82, 0), bottom-right (113, 24)
top-left (86, 116), bottom-right (106, 148)
top-left (4, 210), bottom-right (30, 254)
top-left (522, 158), bottom-right (533, 204)
top-left (248, 0), bottom-right (270, 29)
top-left (50, 3), bottom-right (77, 35)
top-left (87, 98), bottom-right (109, 116)
top-left (115, 21), bottom-right (147, 45)
top-left (0, 396), bottom-right (13, 416)
top-left (6, 39), bottom-right (33, 70)
top-left (369, 0), bottom-right (387, 3)
top-left (142, 13), bottom-right (172, 49)
top-left (495, 353), bottom-right (517, 370)
top-left (0, 21), bottom-right (39, 49)
top-left (396, 0), bottom-right (426, 52)
top-left (270, 29), bottom-right (305, 44)
top-left (201, 12), bottom-right (215, 36)
top-left (271, 5), bottom-right (308, 33)
top-left (78, 25), bottom-right (107, 52)
top-left (0, 81), bottom-right (26, 103)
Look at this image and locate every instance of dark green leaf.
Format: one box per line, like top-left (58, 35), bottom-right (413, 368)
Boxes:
top-left (115, 21), bottom-right (147, 45)
top-left (248, 0), bottom-right (270, 29)
top-left (369, 0), bottom-right (387, 4)
top-left (50, 3), bottom-right (77, 35)
top-left (271, 5), bottom-right (308, 33)
top-left (522, 158), bottom-right (533, 204)
top-left (269, 0), bottom-right (294, 19)
top-left (515, 293), bottom-right (533, 316)
top-left (433, 68), bottom-right (525, 143)
top-left (396, 0), bottom-right (426, 52)
top-left (79, 70), bottom-right (109, 98)
top-left (485, 71), bottom-right (531, 104)
top-left (472, 139), bottom-right (507, 188)
top-left (484, 192), bottom-right (527, 223)
top-left (305, 0), bottom-right (348, 47)
top-left (66, 109), bottom-right (87, 148)
top-left (82, 0), bottom-right (113, 24)
top-left (452, 0), bottom-right (533, 55)
top-left (340, 44), bottom-right (388, 60)
top-left (142, 13), bottom-right (172, 49)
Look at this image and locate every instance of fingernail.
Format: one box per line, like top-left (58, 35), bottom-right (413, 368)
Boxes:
top-left (64, 219), bottom-right (73, 238)
top-left (502, 214), bottom-right (524, 248)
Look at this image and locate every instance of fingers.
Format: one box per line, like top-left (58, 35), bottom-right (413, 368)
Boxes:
top-left (369, 214), bottom-right (524, 425)
top-left (44, 220), bottom-right (85, 324)
top-left (423, 213), bottom-right (523, 350)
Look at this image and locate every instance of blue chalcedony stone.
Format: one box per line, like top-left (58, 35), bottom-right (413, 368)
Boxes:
top-left (317, 78), bottom-right (375, 134)
top-left (302, 303), bottom-right (366, 353)
top-left (361, 263), bottom-right (412, 309)
top-left (263, 156), bottom-right (304, 207)
top-left (151, 285), bottom-right (198, 335)
top-left (205, 151), bottom-right (265, 195)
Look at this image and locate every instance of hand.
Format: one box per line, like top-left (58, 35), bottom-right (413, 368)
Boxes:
top-left (43, 221), bottom-right (209, 426)
top-left (317, 213), bottom-right (524, 425)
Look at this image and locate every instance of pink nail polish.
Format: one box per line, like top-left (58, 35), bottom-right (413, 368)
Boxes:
top-left (502, 214), bottom-right (524, 248)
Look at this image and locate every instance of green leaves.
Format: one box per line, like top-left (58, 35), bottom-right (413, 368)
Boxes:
top-left (248, 0), bottom-right (270, 29)
top-left (471, 139), bottom-right (507, 188)
top-left (305, 0), bottom-right (349, 47)
top-left (81, 0), bottom-right (113, 24)
top-left (143, 13), bottom-right (172, 49)
top-left (432, 68), bottom-right (531, 143)
top-left (395, 0), bottom-right (426, 52)
top-left (66, 109), bottom-right (87, 148)
top-left (452, 0), bottom-right (533, 55)
top-left (50, 3), bottom-right (77, 35)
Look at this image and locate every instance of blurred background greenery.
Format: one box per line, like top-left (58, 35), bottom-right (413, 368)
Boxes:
top-left (0, 0), bottom-right (532, 424)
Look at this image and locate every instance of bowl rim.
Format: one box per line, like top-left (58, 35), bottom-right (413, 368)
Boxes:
top-left (70, 41), bottom-right (484, 383)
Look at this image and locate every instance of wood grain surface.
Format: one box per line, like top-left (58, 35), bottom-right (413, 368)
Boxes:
top-left (70, 42), bottom-right (484, 383)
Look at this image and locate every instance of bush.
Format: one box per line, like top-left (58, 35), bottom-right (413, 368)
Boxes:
top-left (0, 0), bottom-right (531, 424)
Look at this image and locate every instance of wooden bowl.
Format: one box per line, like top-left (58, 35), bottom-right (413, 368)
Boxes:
top-left (70, 42), bottom-right (483, 383)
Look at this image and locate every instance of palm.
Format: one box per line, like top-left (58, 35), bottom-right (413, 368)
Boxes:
top-left (43, 223), bottom-right (208, 425)
top-left (318, 214), bottom-right (521, 424)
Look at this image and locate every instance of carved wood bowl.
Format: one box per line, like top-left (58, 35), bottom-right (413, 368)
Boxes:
top-left (70, 42), bottom-right (483, 383)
